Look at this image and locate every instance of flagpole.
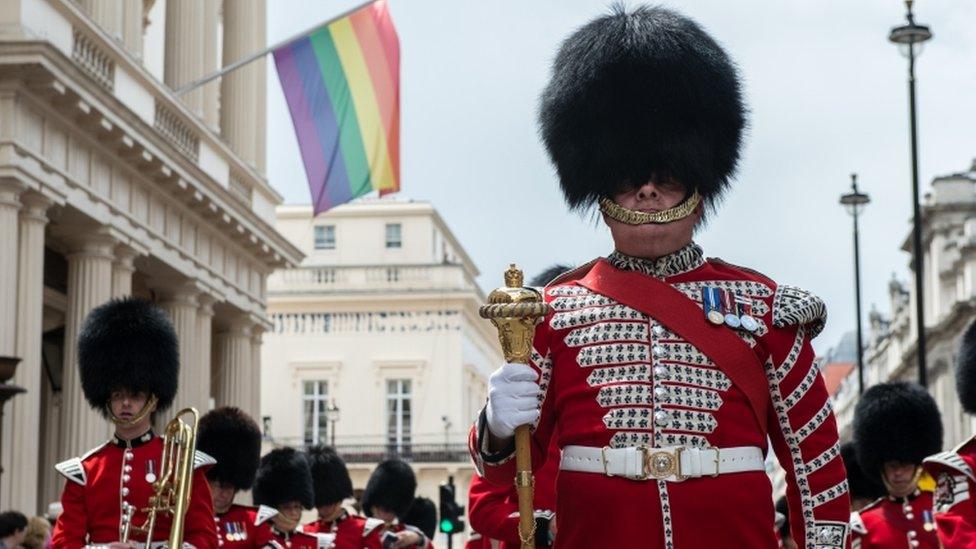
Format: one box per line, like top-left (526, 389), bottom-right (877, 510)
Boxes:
top-left (174, 0), bottom-right (378, 96)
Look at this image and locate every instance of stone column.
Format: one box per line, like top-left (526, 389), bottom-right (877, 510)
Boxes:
top-left (157, 283), bottom-right (203, 414)
top-left (202, 0), bottom-right (221, 129)
top-left (164, 0), bottom-right (205, 116)
top-left (59, 231), bottom-right (116, 458)
top-left (254, 1), bottom-right (267, 172)
top-left (250, 324), bottom-right (264, 418)
top-left (196, 295), bottom-right (216, 412)
top-left (111, 243), bottom-right (140, 298)
top-left (0, 193), bottom-right (49, 512)
top-left (220, 0), bottom-right (265, 168)
top-left (0, 179), bottom-right (23, 357)
top-left (214, 318), bottom-right (253, 416)
top-left (79, 0), bottom-right (124, 41)
top-left (121, 0), bottom-right (144, 61)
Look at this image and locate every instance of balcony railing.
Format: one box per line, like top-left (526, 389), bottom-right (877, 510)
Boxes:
top-left (268, 263), bottom-right (477, 294)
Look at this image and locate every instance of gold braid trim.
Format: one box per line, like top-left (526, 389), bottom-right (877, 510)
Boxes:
top-left (598, 191), bottom-right (702, 225)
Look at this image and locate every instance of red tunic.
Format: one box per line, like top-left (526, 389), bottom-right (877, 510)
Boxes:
top-left (216, 504), bottom-right (276, 548)
top-left (469, 247), bottom-right (851, 548)
top-left (922, 437), bottom-right (976, 547)
top-left (468, 439), bottom-right (559, 548)
top-left (301, 512), bottom-right (384, 548)
top-left (374, 523), bottom-right (434, 549)
top-left (268, 528), bottom-right (322, 549)
top-left (51, 432), bottom-right (217, 548)
top-left (850, 491), bottom-right (938, 548)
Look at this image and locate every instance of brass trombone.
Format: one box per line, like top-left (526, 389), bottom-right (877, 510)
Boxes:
top-left (120, 407), bottom-right (199, 547)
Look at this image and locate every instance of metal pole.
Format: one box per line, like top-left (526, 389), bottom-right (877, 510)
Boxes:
top-left (446, 475), bottom-right (454, 549)
top-left (907, 41), bottom-right (928, 387)
top-left (853, 200), bottom-right (865, 394)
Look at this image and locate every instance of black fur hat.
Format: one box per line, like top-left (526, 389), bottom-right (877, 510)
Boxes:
top-left (840, 441), bottom-right (884, 502)
top-left (956, 318), bottom-right (976, 413)
top-left (252, 447), bottom-right (314, 509)
top-left (853, 381), bottom-right (943, 481)
top-left (530, 264), bottom-right (571, 288)
top-left (539, 5), bottom-right (745, 211)
top-left (305, 445), bottom-right (353, 507)
top-left (197, 407), bottom-right (262, 491)
top-left (362, 459), bottom-right (416, 518)
top-left (78, 297), bottom-right (179, 414)
top-left (403, 497), bottom-right (437, 539)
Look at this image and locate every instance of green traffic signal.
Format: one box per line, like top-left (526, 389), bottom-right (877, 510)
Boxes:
top-left (440, 519), bottom-right (455, 533)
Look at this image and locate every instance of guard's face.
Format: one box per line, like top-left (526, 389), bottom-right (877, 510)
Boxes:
top-left (604, 178), bottom-right (701, 258)
top-left (209, 480), bottom-right (237, 514)
top-left (371, 506), bottom-right (397, 523)
top-left (109, 389), bottom-right (149, 422)
top-left (883, 461), bottom-right (919, 497)
top-left (278, 500), bottom-right (304, 523)
top-left (317, 501), bottom-right (344, 522)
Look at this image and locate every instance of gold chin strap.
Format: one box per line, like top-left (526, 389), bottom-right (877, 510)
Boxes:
top-left (599, 190), bottom-right (702, 225)
top-left (107, 394), bottom-right (159, 427)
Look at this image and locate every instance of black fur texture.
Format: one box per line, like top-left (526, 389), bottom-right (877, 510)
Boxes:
top-left (853, 381), bottom-right (943, 481)
top-left (530, 264), bottom-right (572, 288)
top-left (252, 447), bottom-right (314, 509)
top-left (361, 459), bottom-right (416, 518)
top-left (402, 497), bottom-right (437, 539)
top-left (305, 445), bottom-right (353, 507)
top-left (840, 441), bottom-right (884, 501)
top-left (539, 4), bottom-right (745, 212)
top-left (197, 407), bottom-right (262, 490)
top-left (956, 318), bottom-right (976, 413)
top-left (77, 297), bottom-right (179, 414)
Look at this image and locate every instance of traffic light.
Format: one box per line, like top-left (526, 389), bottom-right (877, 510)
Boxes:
top-left (439, 477), bottom-right (465, 535)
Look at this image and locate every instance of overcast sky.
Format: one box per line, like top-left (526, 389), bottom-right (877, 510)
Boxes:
top-left (263, 0), bottom-right (976, 355)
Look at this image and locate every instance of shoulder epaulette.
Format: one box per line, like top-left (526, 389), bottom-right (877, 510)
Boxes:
top-left (255, 505), bottom-right (278, 526)
top-left (548, 260), bottom-right (598, 287)
top-left (363, 517), bottom-right (385, 536)
top-left (54, 457), bottom-right (86, 486)
top-left (193, 449), bottom-right (217, 470)
top-left (849, 511), bottom-right (866, 535)
top-left (924, 451), bottom-right (976, 482)
top-left (772, 284), bottom-right (827, 338)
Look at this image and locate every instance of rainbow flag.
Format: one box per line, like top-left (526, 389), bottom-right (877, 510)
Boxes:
top-left (273, 1), bottom-right (400, 214)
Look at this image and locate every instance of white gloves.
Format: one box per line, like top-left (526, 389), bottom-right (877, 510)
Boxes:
top-left (485, 362), bottom-right (541, 439)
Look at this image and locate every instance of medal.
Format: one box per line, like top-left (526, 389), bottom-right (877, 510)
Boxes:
top-left (721, 291), bottom-right (741, 328)
top-left (703, 287), bottom-right (725, 325)
top-left (736, 295), bottom-right (759, 332)
top-left (145, 460), bottom-right (157, 484)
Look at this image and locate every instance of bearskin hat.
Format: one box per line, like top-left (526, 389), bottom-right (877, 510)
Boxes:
top-left (305, 445), bottom-right (353, 507)
top-left (197, 407), bottom-right (262, 491)
top-left (361, 459), bottom-right (416, 518)
top-left (539, 5), bottom-right (745, 212)
top-left (956, 318), bottom-right (976, 413)
top-left (78, 297), bottom-right (179, 414)
top-left (530, 264), bottom-right (571, 288)
top-left (853, 381), bottom-right (943, 481)
top-left (402, 497), bottom-right (437, 540)
top-left (252, 447), bottom-right (314, 509)
top-left (840, 441), bottom-right (884, 502)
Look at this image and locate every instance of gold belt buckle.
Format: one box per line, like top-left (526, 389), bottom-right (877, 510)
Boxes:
top-left (639, 446), bottom-right (686, 481)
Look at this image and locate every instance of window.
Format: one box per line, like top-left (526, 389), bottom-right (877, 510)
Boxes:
top-left (302, 380), bottom-right (329, 445)
top-left (386, 379), bottom-right (412, 453)
top-left (314, 225), bottom-right (335, 250)
top-left (385, 223), bottom-right (402, 249)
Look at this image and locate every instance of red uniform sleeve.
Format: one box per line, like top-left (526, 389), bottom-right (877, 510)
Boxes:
top-left (184, 467), bottom-right (218, 549)
top-left (51, 480), bottom-right (88, 549)
top-left (765, 324), bottom-right (852, 549)
top-left (922, 452), bottom-right (976, 548)
top-left (252, 519), bottom-right (276, 548)
top-left (467, 474), bottom-right (521, 545)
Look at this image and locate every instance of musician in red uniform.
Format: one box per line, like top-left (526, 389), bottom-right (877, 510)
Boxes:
top-left (197, 406), bottom-right (277, 548)
top-left (841, 442), bottom-right (884, 513)
top-left (468, 6), bottom-right (851, 548)
top-left (300, 445), bottom-right (383, 548)
top-left (922, 319), bottom-right (976, 547)
top-left (851, 382), bottom-right (942, 548)
top-left (252, 448), bottom-right (322, 549)
top-left (360, 460), bottom-right (432, 548)
top-left (50, 297), bottom-right (217, 548)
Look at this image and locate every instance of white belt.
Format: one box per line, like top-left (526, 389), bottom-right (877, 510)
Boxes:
top-left (560, 445), bottom-right (765, 482)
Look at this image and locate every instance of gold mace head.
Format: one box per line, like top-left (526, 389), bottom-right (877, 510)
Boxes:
top-left (480, 264), bottom-right (550, 364)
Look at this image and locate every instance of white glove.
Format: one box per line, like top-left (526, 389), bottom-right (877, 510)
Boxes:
top-left (485, 362), bottom-right (542, 439)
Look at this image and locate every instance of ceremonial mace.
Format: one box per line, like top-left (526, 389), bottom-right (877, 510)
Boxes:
top-left (480, 265), bottom-right (551, 549)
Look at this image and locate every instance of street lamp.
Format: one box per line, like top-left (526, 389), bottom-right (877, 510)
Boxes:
top-left (325, 399), bottom-right (340, 447)
top-left (889, 0), bottom-right (933, 387)
top-left (840, 174), bottom-right (870, 395)
top-left (0, 356), bottom-right (26, 498)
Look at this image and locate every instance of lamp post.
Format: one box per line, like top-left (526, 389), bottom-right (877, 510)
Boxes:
top-left (889, 0), bottom-right (932, 387)
top-left (840, 175), bottom-right (870, 395)
top-left (325, 399), bottom-right (340, 448)
top-left (0, 356), bottom-right (26, 498)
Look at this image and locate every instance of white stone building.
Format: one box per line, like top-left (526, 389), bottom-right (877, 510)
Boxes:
top-left (0, 0), bottom-right (303, 514)
top-left (262, 200), bottom-right (500, 525)
top-left (833, 161), bottom-right (976, 448)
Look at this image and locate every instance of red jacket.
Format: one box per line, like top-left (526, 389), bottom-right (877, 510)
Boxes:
top-left (301, 512), bottom-right (384, 548)
top-left (467, 440), bottom-right (559, 548)
top-left (377, 522), bottom-right (434, 549)
top-left (216, 504), bottom-right (277, 548)
top-left (267, 528), bottom-right (322, 549)
top-left (469, 247), bottom-right (851, 548)
top-left (51, 432), bottom-right (217, 548)
top-left (923, 436), bottom-right (976, 547)
top-left (850, 491), bottom-right (938, 548)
